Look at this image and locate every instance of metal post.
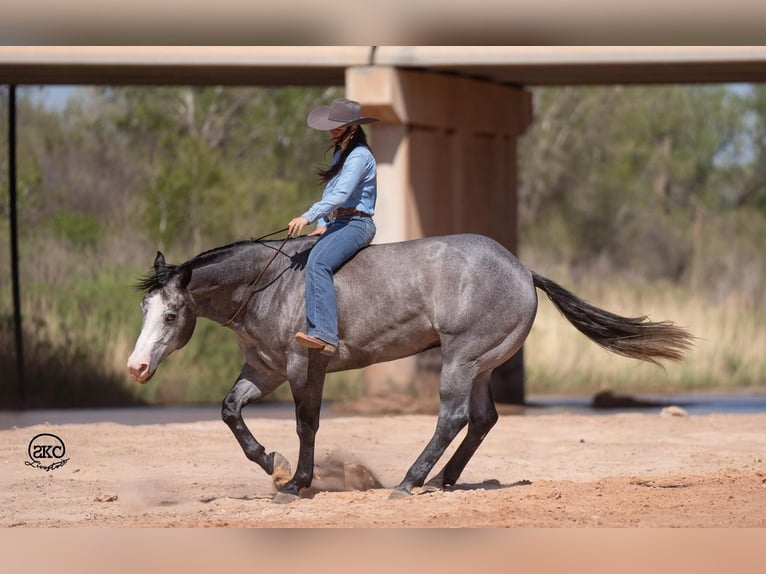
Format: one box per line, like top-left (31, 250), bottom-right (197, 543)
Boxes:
top-left (8, 85), bottom-right (26, 402)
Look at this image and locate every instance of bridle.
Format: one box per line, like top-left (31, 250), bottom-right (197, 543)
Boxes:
top-left (224, 227), bottom-right (291, 327)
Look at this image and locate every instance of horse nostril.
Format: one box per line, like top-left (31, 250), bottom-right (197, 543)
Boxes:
top-left (128, 363), bottom-right (149, 381)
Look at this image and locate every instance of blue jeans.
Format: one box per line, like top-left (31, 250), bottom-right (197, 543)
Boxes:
top-left (305, 215), bottom-right (376, 346)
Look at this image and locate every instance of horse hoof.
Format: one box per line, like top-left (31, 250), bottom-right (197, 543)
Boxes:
top-left (424, 475), bottom-right (444, 490)
top-left (272, 491), bottom-right (300, 505)
top-left (389, 488), bottom-right (411, 500)
top-left (270, 452), bottom-right (292, 492)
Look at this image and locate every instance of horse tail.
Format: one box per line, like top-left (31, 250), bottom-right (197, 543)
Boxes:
top-left (531, 271), bottom-right (694, 364)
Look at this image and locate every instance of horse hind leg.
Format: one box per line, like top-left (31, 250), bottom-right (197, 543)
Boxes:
top-left (422, 309), bottom-right (535, 490)
top-left (425, 370), bottom-right (498, 490)
top-left (391, 359), bottom-right (475, 498)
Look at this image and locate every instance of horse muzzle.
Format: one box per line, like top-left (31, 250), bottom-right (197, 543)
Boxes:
top-left (127, 356), bottom-right (155, 384)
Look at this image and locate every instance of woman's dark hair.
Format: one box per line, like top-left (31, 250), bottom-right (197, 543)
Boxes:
top-left (316, 126), bottom-right (371, 184)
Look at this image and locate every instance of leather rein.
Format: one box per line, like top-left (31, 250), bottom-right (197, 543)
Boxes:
top-left (224, 227), bottom-right (291, 327)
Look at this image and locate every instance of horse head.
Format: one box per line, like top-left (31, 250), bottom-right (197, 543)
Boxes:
top-left (127, 252), bottom-right (197, 383)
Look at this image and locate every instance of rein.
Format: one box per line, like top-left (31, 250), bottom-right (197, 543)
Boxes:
top-left (224, 227), bottom-right (291, 327)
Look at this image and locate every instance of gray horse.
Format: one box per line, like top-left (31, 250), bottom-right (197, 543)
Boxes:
top-left (127, 233), bottom-right (693, 502)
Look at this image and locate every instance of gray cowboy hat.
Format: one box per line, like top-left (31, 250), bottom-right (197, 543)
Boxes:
top-left (307, 98), bottom-right (379, 131)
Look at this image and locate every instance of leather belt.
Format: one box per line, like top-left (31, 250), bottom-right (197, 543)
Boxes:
top-left (332, 207), bottom-right (372, 219)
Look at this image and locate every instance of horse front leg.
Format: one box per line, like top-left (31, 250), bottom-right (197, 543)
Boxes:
top-left (221, 365), bottom-right (290, 487)
top-left (272, 350), bottom-right (329, 504)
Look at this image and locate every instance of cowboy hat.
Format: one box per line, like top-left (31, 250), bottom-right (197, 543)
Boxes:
top-left (307, 98), bottom-right (379, 131)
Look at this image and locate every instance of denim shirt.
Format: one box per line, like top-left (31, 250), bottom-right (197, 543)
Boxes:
top-left (302, 145), bottom-right (377, 227)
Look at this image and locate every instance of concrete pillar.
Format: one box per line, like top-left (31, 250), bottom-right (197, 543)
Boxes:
top-left (347, 66), bottom-right (533, 402)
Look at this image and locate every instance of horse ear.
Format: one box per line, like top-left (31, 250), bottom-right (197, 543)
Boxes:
top-left (154, 251), bottom-right (166, 272)
top-left (178, 266), bottom-right (192, 290)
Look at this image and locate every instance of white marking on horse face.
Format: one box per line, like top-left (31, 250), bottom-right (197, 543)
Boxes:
top-left (127, 291), bottom-right (171, 383)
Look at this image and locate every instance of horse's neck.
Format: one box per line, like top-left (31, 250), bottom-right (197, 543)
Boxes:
top-left (186, 242), bottom-right (299, 326)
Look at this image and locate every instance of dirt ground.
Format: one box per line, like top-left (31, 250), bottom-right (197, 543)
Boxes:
top-left (2, 407), bottom-right (765, 527)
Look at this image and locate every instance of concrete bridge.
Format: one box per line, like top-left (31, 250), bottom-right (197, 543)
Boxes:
top-left (3, 46), bottom-right (766, 402)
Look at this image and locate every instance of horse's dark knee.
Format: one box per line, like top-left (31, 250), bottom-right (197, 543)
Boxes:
top-left (296, 418), bottom-right (319, 440)
top-left (221, 401), bottom-right (239, 426)
top-left (476, 409), bottom-right (499, 433)
top-left (441, 410), bottom-right (470, 435)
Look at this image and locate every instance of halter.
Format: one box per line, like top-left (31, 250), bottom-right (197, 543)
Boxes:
top-left (224, 227), bottom-right (291, 327)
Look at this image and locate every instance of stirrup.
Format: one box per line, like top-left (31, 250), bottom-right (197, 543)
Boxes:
top-left (295, 332), bottom-right (336, 356)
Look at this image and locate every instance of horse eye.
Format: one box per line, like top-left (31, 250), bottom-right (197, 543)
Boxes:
top-left (164, 313), bottom-right (177, 323)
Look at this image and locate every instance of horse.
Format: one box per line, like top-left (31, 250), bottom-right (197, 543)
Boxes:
top-left (126, 233), bottom-right (693, 503)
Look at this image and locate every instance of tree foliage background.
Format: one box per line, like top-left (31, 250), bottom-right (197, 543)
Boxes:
top-left (519, 85), bottom-right (766, 302)
top-left (1, 82), bottom-right (764, 406)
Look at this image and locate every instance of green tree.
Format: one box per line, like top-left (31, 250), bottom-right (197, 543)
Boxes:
top-left (96, 85), bottom-right (341, 256)
top-left (732, 84), bottom-right (766, 213)
top-left (518, 85), bottom-right (749, 281)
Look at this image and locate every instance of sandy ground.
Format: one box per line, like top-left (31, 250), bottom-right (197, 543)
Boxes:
top-left (2, 408), bottom-right (765, 527)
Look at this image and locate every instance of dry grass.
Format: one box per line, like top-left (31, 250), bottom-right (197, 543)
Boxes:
top-left (524, 274), bottom-right (766, 394)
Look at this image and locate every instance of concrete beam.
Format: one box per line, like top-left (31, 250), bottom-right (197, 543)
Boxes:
top-left (0, 46), bottom-right (372, 85)
top-left (375, 46), bottom-right (766, 86)
top-left (3, 46), bottom-right (766, 87)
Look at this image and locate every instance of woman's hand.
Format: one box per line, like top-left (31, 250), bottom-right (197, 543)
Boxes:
top-left (287, 216), bottom-right (310, 237)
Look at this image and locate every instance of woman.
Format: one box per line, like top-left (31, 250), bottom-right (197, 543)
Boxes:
top-left (287, 98), bottom-right (379, 356)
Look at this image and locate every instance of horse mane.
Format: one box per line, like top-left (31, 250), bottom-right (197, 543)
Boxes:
top-left (134, 236), bottom-right (308, 294)
top-left (135, 264), bottom-right (178, 293)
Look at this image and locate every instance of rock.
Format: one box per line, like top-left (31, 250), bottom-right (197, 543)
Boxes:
top-left (592, 390), bottom-right (664, 409)
top-left (660, 405), bottom-right (689, 417)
